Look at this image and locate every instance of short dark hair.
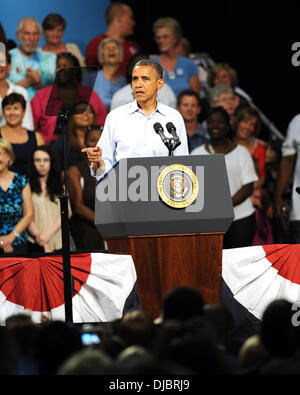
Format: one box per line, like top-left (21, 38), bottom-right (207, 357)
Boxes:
top-left (42, 13), bottom-right (66, 31)
top-left (177, 89), bottom-right (201, 107)
top-left (133, 59), bottom-right (163, 79)
top-left (2, 92), bottom-right (26, 110)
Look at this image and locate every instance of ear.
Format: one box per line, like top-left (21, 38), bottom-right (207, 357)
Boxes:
top-left (157, 78), bottom-right (165, 91)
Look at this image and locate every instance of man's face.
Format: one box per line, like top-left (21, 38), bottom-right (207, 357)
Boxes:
top-left (119, 6), bottom-right (135, 37)
top-left (17, 20), bottom-right (40, 54)
top-left (132, 65), bottom-right (163, 104)
top-left (177, 95), bottom-right (201, 122)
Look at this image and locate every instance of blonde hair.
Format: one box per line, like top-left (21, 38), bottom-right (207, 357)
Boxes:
top-left (153, 17), bottom-right (182, 45)
top-left (207, 63), bottom-right (238, 89)
top-left (0, 138), bottom-right (15, 166)
top-left (97, 37), bottom-right (123, 64)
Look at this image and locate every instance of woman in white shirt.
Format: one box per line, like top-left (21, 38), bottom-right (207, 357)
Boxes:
top-left (191, 106), bottom-right (258, 248)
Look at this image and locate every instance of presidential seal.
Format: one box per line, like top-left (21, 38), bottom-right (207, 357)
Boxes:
top-left (157, 164), bottom-right (199, 208)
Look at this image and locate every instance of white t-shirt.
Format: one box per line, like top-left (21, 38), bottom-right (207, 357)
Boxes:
top-left (281, 114), bottom-right (300, 220)
top-left (0, 80), bottom-right (34, 130)
top-left (191, 144), bottom-right (258, 220)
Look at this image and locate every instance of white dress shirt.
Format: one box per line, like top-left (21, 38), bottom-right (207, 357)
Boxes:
top-left (94, 100), bottom-right (189, 179)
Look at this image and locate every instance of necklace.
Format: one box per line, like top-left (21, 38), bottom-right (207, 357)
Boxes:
top-left (207, 139), bottom-right (235, 155)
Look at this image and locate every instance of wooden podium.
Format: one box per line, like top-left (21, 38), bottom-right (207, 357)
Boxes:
top-left (95, 155), bottom-right (234, 318)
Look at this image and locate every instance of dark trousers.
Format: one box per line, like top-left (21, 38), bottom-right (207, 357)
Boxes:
top-left (223, 213), bottom-right (256, 249)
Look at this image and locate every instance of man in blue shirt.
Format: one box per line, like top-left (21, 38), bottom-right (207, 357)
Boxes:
top-left (177, 89), bottom-right (209, 152)
top-left (9, 17), bottom-right (56, 100)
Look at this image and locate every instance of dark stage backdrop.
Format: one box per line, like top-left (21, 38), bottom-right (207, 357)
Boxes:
top-left (116, 0), bottom-right (300, 138)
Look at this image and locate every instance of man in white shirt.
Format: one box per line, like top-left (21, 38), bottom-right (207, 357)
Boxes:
top-left (275, 114), bottom-right (300, 242)
top-left (83, 59), bottom-right (189, 178)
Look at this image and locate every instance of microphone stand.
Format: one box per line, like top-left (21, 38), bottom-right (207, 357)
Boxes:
top-left (57, 106), bottom-right (73, 323)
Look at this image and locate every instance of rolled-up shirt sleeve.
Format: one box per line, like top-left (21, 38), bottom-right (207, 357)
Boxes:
top-left (282, 115), bottom-right (300, 157)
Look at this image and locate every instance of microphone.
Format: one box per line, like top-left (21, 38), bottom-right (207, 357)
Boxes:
top-left (153, 122), bottom-right (169, 144)
top-left (296, 187), bottom-right (300, 195)
top-left (166, 122), bottom-right (180, 141)
top-left (166, 122), bottom-right (181, 150)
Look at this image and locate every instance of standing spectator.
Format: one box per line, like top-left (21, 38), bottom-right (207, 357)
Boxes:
top-left (0, 138), bottom-right (33, 255)
top-left (208, 84), bottom-right (244, 124)
top-left (31, 52), bottom-right (107, 144)
top-left (177, 89), bottom-right (208, 152)
top-left (85, 2), bottom-right (141, 75)
top-left (0, 93), bottom-right (44, 176)
top-left (0, 50), bottom-right (33, 130)
top-left (8, 17), bottom-right (56, 99)
top-left (207, 63), bottom-right (251, 105)
top-left (110, 53), bottom-right (177, 110)
top-left (152, 17), bottom-right (200, 97)
top-left (191, 107), bottom-right (257, 248)
top-left (67, 126), bottom-right (104, 250)
top-left (51, 101), bottom-right (97, 172)
top-left (41, 13), bottom-right (85, 67)
top-left (27, 145), bottom-right (64, 253)
top-left (274, 113), bottom-right (300, 243)
top-left (233, 106), bottom-right (273, 245)
top-left (93, 37), bottom-right (126, 111)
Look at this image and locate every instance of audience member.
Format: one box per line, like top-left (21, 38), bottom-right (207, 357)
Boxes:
top-left (110, 53), bottom-right (177, 110)
top-left (0, 49), bottom-right (33, 129)
top-left (27, 145), bottom-right (64, 253)
top-left (41, 13), bottom-right (85, 66)
top-left (274, 112), bottom-right (300, 243)
top-left (51, 101), bottom-right (96, 173)
top-left (85, 2), bottom-right (141, 75)
top-left (233, 106), bottom-right (273, 245)
top-left (265, 138), bottom-right (291, 242)
top-left (177, 88), bottom-right (209, 152)
top-left (208, 84), bottom-right (242, 123)
top-left (34, 320), bottom-right (83, 375)
top-left (67, 125), bottom-right (105, 250)
top-left (152, 17), bottom-right (200, 97)
top-left (9, 17), bottom-right (56, 99)
top-left (57, 348), bottom-right (114, 375)
top-left (191, 107), bottom-right (257, 248)
top-left (175, 36), bottom-right (210, 99)
top-left (31, 52), bottom-right (107, 144)
top-left (117, 310), bottom-right (156, 351)
top-left (161, 286), bottom-right (204, 322)
top-left (0, 138), bottom-right (33, 255)
top-left (208, 62), bottom-right (251, 103)
top-left (93, 37), bottom-right (126, 111)
top-left (0, 93), bottom-right (44, 175)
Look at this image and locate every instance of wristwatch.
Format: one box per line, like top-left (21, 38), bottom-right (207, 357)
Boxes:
top-left (13, 230), bottom-right (20, 238)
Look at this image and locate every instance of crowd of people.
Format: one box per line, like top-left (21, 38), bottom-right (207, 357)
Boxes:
top-left (1, 287), bottom-right (300, 375)
top-left (0, 1), bottom-right (299, 377)
top-left (0, 2), bottom-right (294, 255)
